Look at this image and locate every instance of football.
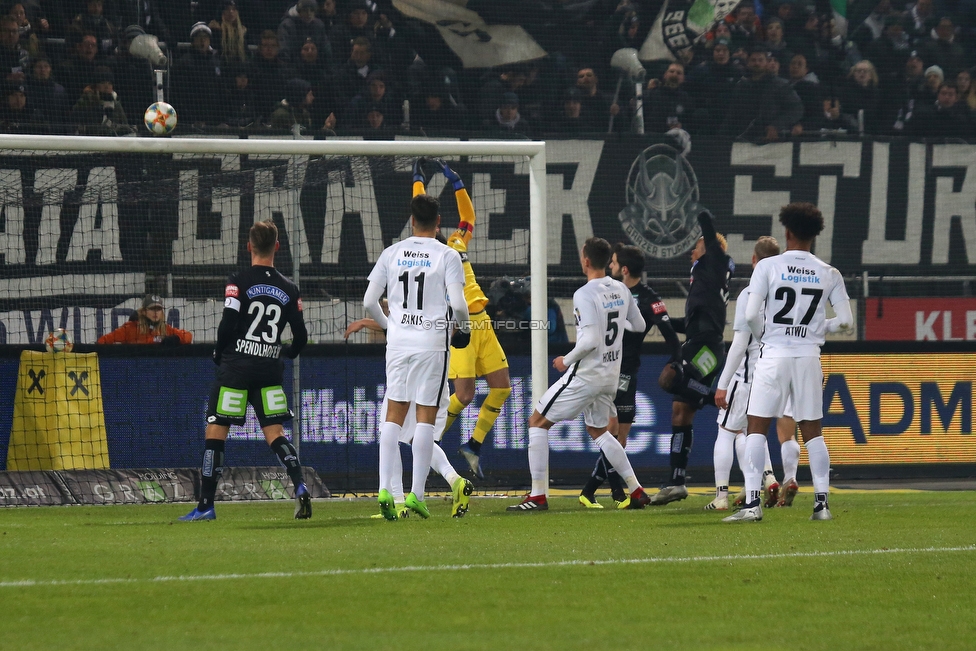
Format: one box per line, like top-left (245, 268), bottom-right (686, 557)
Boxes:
top-left (144, 102), bottom-right (178, 136)
top-left (45, 328), bottom-right (74, 353)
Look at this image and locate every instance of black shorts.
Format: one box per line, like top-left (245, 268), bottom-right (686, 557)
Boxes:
top-left (673, 338), bottom-right (725, 407)
top-left (614, 372), bottom-right (637, 424)
top-left (206, 359), bottom-right (293, 427)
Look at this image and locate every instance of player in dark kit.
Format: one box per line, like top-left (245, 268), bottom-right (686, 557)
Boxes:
top-left (650, 210), bottom-right (734, 505)
top-left (578, 243), bottom-right (682, 508)
top-left (180, 220), bottom-right (311, 521)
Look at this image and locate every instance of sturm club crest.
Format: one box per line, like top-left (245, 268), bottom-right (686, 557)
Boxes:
top-left (618, 143), bottom-right (705, 260)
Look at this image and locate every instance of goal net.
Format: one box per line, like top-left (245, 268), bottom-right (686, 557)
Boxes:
top-left (0, 135), bottom-right (548, 495)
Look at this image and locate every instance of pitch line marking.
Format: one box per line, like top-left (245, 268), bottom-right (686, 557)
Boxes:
top-left (2, 545), bottom-right (974, 589)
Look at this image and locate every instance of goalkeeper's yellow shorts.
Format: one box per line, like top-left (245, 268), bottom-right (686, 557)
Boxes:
top-left (450, 310), bottom-right (508, 379)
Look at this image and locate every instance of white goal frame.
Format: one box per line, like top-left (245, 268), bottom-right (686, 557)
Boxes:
top-left (0, 134), bottom-right (550, 450)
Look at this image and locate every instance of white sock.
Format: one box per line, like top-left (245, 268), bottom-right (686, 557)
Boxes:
top-left (392, 442), bottom-right (405, 503)
top-left (744, 433), bottom-right (766, 506)
top-left (734, 433), bottom-right (746, 476)
top-left (596, 432), bottom-right (640, 493)
top-left (713, 427), bottom-right (736, 488)
top-left (528, 427), bottom-right (549, 497)
top-left (763, 440), bottom-right (774, 475)
top-left (378, 421), bottom-right (401, 494)
top-left (430, 443), bottom-right (460, 488)
top-left (804, 435), bottom-right (830, 495)
top-left (410, 423), bottom-right (435, 501)
top-left (781, 439), bottom-right (801, 483)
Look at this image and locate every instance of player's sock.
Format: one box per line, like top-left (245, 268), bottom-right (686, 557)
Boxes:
top-left (743, 433), bottom-right (766, 508)
top-left (805, 435), bottom-right (830, 496)
top-left (606, 457), bottom-right (627, 498)
top-left (442, 394), bottom-right (466, 436)
top-left (781, 438), bottom-right (801, 483)
top-left (716, 485), bottom-right (729, 500)
top-left (197, 438), bottom-right (224, 511)
top-left (713, 427), bottom-right (736, 489)
top-left (763, 440), bottom-right (774, 476)
top-left (391, 442), bottom-right (405, 503)
top-left (269, 436), bottom-right (304, 488)
top-left (595, 432), bottom-right (639, 493)
top-left (669, 425), bottom-right (693, 486)
top-left (581, 453), bottom-right (608, 497)
top-left (430, 440), bottom-right (461, 488)
top-left (528, 427), bottom-right (548, 496)
top-left (734, 433), bottom-right (746, 472)
top-left (410, 423), bottom-right (436, 502)
top-left (471, 387), bottom-right (512, 444)
top-left (378, 421), bottom-right (402, 493)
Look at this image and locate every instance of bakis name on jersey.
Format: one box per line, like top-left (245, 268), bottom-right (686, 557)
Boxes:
top-left (781, 266), bottom-right (822, 284)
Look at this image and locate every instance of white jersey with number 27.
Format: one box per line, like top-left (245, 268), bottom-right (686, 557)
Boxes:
top-left (748, 250), bottom-right (850, 358)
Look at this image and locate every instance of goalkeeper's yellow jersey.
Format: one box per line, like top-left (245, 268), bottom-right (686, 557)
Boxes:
top-left (413, 180), bottom-right (489, 313)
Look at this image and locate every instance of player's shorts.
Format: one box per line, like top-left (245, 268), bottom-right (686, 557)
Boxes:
top-left (673, 338), bottom-right (725, 406)
top-left (449, 310), bottom-right (508, 379)
top-left (747, 356), bottom-right (824, 422)
top-left (206, 359), bottom-right (291, 427)
top-left (379, 379), bottom-right (451, 443)
top-left (385, 349), bottom-right (449, 406)
top-left (614, 372), bottom-right (637, 424)
top-left (537, 369), bottom-right (616, 429)
top-left (717, 379), bottom-right (796, 432)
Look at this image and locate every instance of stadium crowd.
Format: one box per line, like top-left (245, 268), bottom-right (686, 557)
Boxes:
top-left (0, 0), bottom-right (974, 138)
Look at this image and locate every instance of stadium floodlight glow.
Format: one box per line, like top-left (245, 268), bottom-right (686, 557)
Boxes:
top-left (0, 134), bottom-right (550, 420)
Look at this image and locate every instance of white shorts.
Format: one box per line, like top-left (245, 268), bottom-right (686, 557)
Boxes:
top-left (537, 371), bottom-right (615, 429)
top-left (718, 379), bottom-right (795, 432)
top-left (385, 349), bottom-right (449, 406)
top-left (747, 356), bottom-right (823, 422)
top-left (379, 380), bottom-right (451, 443)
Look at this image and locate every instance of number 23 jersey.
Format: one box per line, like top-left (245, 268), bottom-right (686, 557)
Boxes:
top-left (748, 250), bottom-right (849, 358)
top-left (223, 265), bottom-right (303, 363)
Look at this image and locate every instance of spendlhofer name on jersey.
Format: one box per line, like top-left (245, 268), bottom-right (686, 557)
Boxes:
top-left (234, 340), bottom-right (283, 358)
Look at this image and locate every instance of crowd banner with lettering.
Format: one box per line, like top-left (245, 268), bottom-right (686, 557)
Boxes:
top-left (864, 298), bottom-right (976, 341)
top-left (640, 0), bottom-right (742, 62)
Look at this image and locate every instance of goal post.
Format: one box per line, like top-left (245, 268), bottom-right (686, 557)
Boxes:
top-left (0, 134), bottom-right (550, 457)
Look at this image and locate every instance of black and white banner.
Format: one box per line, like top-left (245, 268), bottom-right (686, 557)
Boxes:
top-left (640, 0), bottom-right (742, 62)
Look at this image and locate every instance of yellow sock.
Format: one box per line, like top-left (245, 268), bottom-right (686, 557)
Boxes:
top-left (471, 387), bottom-right (512, 444)
top-left (442, 393), bottom-right (466, 436)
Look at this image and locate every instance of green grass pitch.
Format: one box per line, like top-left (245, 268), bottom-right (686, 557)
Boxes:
top-left (2, 489), bottom-right (974, 651)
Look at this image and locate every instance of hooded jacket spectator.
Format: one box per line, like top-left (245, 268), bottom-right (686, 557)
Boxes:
top-left (171, 22), bottom-right (224, 126)
top-left (722, 49), bottom-right (803, 139)
top-left (278, 0), bottom-right (334, 69)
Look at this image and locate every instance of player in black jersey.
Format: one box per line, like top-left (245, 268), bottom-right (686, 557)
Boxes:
top-left (578, 244), bottom-right (682, 508)
top-left (650, 210), bottom-right (734, 506)
top-left (180, 220), bottom-right (311, 521)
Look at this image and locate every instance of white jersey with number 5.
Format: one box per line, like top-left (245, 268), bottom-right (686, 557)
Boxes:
top-left (573, 277), bottom-right (642, 387)
top-left (748, 250), bottom-right (849, 358)
top-left (367, 236), bottom-right (465, 353)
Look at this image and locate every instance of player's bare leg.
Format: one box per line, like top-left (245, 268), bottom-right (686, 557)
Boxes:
top-left (507, 410), bottom-right (552, 512)
top-left (777, 416), bottom-right (801, 506)
top-left (798, 419), bottom-right (831, 520)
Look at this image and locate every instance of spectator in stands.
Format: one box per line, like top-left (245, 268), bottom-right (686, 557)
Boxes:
top-left (119, 0), bottom-right (170, 44)
top-left (863, 15), bottom-right (912, 87)
top-left (908, 82), bottom-right (974, 137)
top-left (26, 55), bottom-right (66, 129)
top-left (171, 22), bottom-right (224, 127)
top-left (763, 17), bottom-right (793, 68)
top-left (338, 36), bottom-right (375, 104)
top-left (478, 65), bottom-right (531, 127)
top-left (686, 37), bottom-right (742, 131)
top-left (97, 295), bottom-right (192, 345)
top-left (0, 82), bottom-right (46, 132)
top-left (553, 86), bottom-right (586, 133)
top-left (72, 0), bottom-right (115, 56)
top-left (839, 60), bottom-right (883, 133)
top-left (347, 70), bottom-right (398, 128)
top-left (220, 60), bottom-right (258, 127)
top-left (491, 91), bottom-right (530, 135)
top-left (957, 68), bottom-right (976, 114)
top-left (412, 83), bottom-right (466, 133)
top-left (279, 0), bottom-right (333, 69)
top-left (722, 47), bottom-right (803, 140)
top-left (575, 67), bottom-right (619, 132)
top-left (905, 0), bottom-right (938, 44)
top-left (209, 0), bottom-right (250, 64)
top-left (329, 0), bottom-right (373, 66)
top-left (108, 25), bottom-right (155, 120)
top-left (10, 2), bottom-right (49, 40)
top-left (886, 51), bottom-right (928, 132)
top-left (271, 77), bottom-right (313, 130)
top-left (0, 15), bottom-right (29, 85)
top-left (922, 64), bottom-right (944, 102)
top-left (363, 103), bottom-right (393, 134)
top-left (71, 66), bottom-right (132, 135)
top-left (318, 0), bottom-right (340, 31)
top-left (248, 30), bottom-right (291, 124)
top-left (9, 3), bottom-right (41, 59)
top-left (849, 0), bottom-right (892, 52)
top-left (58, 31), bottom-right (102, 103)
top-left (294, 38), bottom-right (338, 130)
top-left (645, 62), bottom-right (695, 134)
top-left (919, 16), bottom-right (968, 78)
top-left (729, 2), bottom-right (761, 47)
top-left (788, 52), bottom-right (824, 134)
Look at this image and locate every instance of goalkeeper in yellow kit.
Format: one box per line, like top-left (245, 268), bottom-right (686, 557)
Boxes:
top-left (415, 158), bottom-right (512, 478)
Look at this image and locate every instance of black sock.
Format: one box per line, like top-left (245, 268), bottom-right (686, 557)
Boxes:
top-left (606, 455), bottom-right (627, 498)
top-left (582, 453), bottom-right (608, 497)
top-left (669, 425), bottom-right (694, 485)
top-left (746, 489), bottom-right (761, 508)
top-left (198, 438), bottom-right (224, 511)
top-left (814, 492), bottom-right (829, 509)
top-left (466, 438), bottom-right (482, 455)
top-left (270, 436), bottom-right (304, 488)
